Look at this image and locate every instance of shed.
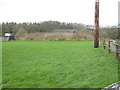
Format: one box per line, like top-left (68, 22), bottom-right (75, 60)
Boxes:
top-left (4, 33), bottom-right (15, 41)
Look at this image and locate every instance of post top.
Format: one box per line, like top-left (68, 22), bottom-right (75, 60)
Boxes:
top-left (95, 0), bottom-right (99, 2)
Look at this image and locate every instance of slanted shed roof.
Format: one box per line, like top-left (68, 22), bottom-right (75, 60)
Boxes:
top-left (4, 33), bottom-right (11, 36)
top-left (4, 33), bottom-right (14, 37)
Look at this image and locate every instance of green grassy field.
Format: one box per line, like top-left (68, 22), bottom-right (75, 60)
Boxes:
top-left (2, 41), bottom-right (118, 88)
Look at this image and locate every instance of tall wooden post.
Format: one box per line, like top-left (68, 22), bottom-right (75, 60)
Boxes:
top-left (94, 0), bottom-right (99, 48)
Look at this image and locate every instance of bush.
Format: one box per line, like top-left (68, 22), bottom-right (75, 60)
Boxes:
top-left (15, 27), bottom-right (28, 40)
top-left (99, 28), bottom-right (119, 40)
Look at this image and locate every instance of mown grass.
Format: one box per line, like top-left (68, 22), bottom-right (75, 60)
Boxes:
top-left (2, 41), bottom-right (118, 88)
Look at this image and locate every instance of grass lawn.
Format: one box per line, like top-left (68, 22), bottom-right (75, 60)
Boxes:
top-left (2, 41), bottom-right (118, 88)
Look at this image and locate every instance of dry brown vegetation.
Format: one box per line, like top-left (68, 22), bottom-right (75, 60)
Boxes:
top-left (15, 30), bottom-right (94, 41)
top-left (16, 26), bottom-right (119, 41)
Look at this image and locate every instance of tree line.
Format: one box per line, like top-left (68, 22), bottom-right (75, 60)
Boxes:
top-left (2, 21), bottom-right (86, 35)
top-left (1, 21), bottom-right (120, 39)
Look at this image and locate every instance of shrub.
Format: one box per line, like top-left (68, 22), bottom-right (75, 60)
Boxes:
top-left (15, 27), bottom-right (28, 40)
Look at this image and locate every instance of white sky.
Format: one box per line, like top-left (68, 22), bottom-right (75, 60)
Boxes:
top-left (0, 0), bottom-right (119, 26)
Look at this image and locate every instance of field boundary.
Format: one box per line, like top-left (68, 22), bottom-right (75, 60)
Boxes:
top-left (103, 39), bottom-right (120, 60)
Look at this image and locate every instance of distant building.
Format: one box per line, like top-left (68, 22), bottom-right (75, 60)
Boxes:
top-left (86, 25), bottom-right (94, 30)
top-left (4, 33), bottom-right (15, 41)
top-left (53, 29), bottom-right (78, 33)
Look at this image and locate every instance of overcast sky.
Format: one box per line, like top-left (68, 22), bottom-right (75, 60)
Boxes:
top-left (0, 0), bottom-right (119, 26)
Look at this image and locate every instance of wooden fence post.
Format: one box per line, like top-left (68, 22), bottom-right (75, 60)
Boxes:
top-left (108, 40), bottom-right (111, 53)
top-left (103, 39), bottom-right (106, 50)
top-left (103, 39), bottom-right (120, 60)
top-left (116, 43), bottom-right (119, 60)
